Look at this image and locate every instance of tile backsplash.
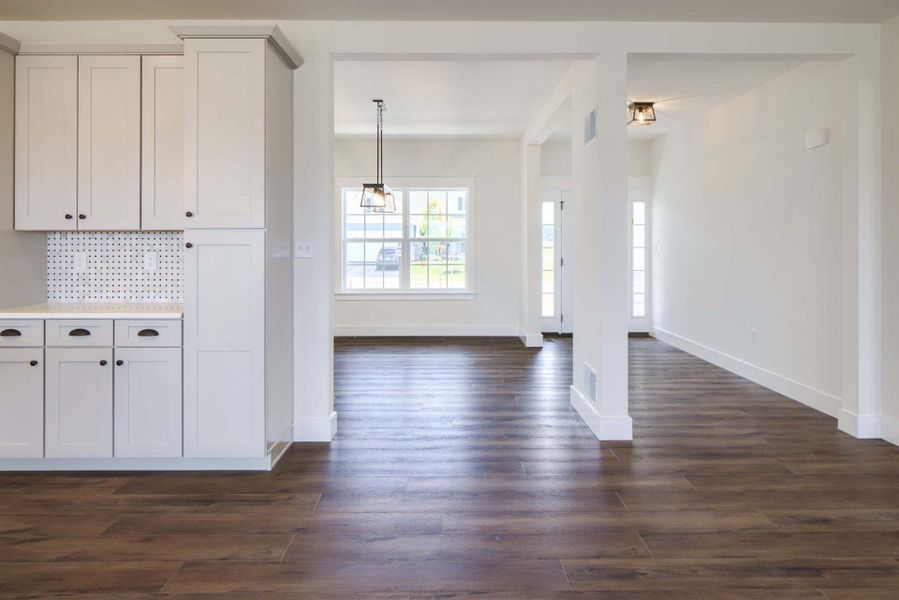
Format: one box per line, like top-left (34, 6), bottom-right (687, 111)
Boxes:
top-left (47, 232), bottom-right (184, 303)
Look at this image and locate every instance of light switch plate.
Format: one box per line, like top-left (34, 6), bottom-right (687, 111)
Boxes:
top-left (295, 240), bottom-right (314, 258)
top-left (73, 252), bottom-right (87, 273)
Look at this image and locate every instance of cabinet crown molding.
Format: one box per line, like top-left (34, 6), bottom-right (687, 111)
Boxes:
top-left (170, 24), bottom-right (302, 69)
top-left (0, 31), bottom-right (21, 55)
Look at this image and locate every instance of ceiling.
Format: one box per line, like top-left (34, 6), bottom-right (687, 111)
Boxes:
top-left (1, 0), bottom-right (899, 22)
top-left (334, 60), bottom-right (573, 138)
top-left (626, 56), bottom-right (807, 140)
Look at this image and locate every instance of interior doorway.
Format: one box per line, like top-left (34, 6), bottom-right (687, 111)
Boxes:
top-left (541, 188), bottom-right (573, 334)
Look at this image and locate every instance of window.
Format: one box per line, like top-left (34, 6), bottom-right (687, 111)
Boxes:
top-left (341, 187), bottom-right (471, 292)
top-left (631, 200), bottom-right (647, 317)
top-left (541, 200), bottom-right (555, 317)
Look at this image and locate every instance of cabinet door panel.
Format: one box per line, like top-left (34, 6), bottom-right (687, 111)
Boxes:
top-left (114, 347), bottom-right (182, 458)
top-left (142, 56), bottom-right (184, 231)
top-left (78, 55), bottom-right (141, 230)
top-left (45, 347), bottom-right (113, 458)
top-left (184, 39), bottom-right (265, 228)
top-left (0, 349), bottom-right (44, 458)
top-left (14, 55), bottom-right (78, 231)
top-left (183, 230), bottom-right (264, 457)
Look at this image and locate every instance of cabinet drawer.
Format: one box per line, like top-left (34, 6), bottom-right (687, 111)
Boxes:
top-left (0, 320), bottom-right (44, 347)
top-left (115, 320), bottom-right (182, 347)
top-left (45, 320), bottom-right (113, 347)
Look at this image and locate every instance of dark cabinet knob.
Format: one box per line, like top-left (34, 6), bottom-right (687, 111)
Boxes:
top-left (116, 359), bottom-right (124, 366)
top-left (64, 214), bottom-right (73, 220)
top-left (185, 211), bottom-right (193, 217)
top-left (185, 242), bottom-right (193, 248)
top-left (78, 214), bottom-right (86, 220)
top-left (137, 329), bottom-right (159, 337)
top-left (29, 360), bottom-right (38, 366)
top-left (0, 328), bottom-right (22, 337)
top-left (99, 360), bottom-right (107, 366)
top-left (68, 328), bottom-right (91, 337)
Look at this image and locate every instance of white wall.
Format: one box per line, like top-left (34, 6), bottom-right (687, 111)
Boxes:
top-left (882, 16), bottom-right (899, 444)
top-left (541, 139), bottom-right (651, 177)
top-left (0, 47), bottom-right (45, 308)
top-left (333, 138), bottom-right (521, 336)
top-left (651, 60), bottom-right (845, 415)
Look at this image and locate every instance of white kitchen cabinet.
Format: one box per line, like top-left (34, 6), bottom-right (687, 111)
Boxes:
top-left (114, 347), bottom-right (182, 458)
top-left (45, 347), bottom-right (113, 458)
top-left (77, 55), bottom-right (141, 230)
top-left (183, 39), bottom-right (266, 228)
top-left (14, 55), bottom-right (78, 231)
top-left (141, 55), bottom-right (184, 230)
top-left (0, 349), bottom-right (44, 458)
top-left (183, 229), bottom-right (265, 457)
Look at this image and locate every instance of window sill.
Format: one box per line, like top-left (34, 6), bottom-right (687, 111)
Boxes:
top-left (334, 291), bottom-right (477, 302)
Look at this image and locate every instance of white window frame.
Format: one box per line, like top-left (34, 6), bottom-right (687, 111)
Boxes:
top-left (335, 176), bottom-right (476, 300)
top-left (629, 176), bottom-right (652, 332)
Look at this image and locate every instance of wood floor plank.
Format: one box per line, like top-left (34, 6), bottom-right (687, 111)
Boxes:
top-left (2, 336), bottom-right (898, 595)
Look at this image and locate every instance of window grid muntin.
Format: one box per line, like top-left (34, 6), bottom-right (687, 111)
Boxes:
top-left (632, 200), bottom-right (647, 317)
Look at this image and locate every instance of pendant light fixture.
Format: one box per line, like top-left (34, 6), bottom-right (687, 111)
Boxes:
top-left (627, 101), bottom-right (656, 126)
top-left (360, 99), bottom-right (396, 213)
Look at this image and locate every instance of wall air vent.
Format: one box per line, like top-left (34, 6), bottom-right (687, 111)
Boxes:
top-left (584, 362), bottom-right (598, 405)
top-left (584, 108), bottom-right (597, 145)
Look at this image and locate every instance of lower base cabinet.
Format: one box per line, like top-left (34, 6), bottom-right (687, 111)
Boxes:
top-left (0, 348), bottom-right (44, 458)
top-left (45, 347), bottom-right (113, 458)
top-left (114, 347), bottom-right (182, 457)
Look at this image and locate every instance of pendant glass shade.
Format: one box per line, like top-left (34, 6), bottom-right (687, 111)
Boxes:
top-left (627, 102), bottom-right (656, 126)
top-left (360, 183), bottom-right (396, 213)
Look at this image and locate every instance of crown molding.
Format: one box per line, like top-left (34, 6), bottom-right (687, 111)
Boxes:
top-left (0, 31), bottom-right (21, 55)
top-left (170, 24), bottom-right (302, 69)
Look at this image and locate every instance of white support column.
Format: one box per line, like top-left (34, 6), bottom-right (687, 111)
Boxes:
top-left (520, 143), bottom-right (544, 347)
top-left (838, 49), bottom-right (883, 439)
top-left (293, 52), bottom-right (337, 441)
top-left (569, 52), bottom-right (632, 440)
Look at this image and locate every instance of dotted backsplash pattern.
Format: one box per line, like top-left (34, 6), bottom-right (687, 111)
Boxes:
top-left (47, 232), bottom-right (184, 303)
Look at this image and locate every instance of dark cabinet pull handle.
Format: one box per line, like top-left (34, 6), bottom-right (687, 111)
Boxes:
top-left (116, 359), bottom-right (124, 366)
top-left (185, 242), bottom-right (193, 248)
top-left (68, 328), bottom-right (91, 337)
top-left (78, 214), bottom-right (86, 220)
top-left (0, 329), bottom-right (22, 337)
top-left (30, 360), bottom-right (38, 367)
top-left (185, 211), bottom-right (193, 217)
top-left (99, 360), bottom-right (107, 366)
top-left (137, 329), bottom-right (159, 337)
top-left (64, 214), bottom-right (73, 220)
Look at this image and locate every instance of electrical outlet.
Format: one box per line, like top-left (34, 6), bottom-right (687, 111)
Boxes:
top-left (144, 251), bottom-right (158, 272)
top-left (73, 252), bottom-right (87, 273)
top-left (295, 240), bottom-right (314, 258)
top-left (751, 328), bottom-right (758, 344)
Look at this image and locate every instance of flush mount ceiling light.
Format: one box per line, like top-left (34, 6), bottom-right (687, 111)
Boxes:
top-left (360, 99), bottom-right (396, 213)
top-left (627, 101), bottom-right (656, 126)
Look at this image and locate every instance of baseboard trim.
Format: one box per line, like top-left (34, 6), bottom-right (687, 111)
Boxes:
top-left (652, 327), bottom-right (842, 418)
top-left (334, 324), bottom-right (519, 337)
top-left (838, 408), bottom-right (883, 439)
top-left (0, 457), bottom-right (274, 472)
top-left (519, 329), bottom-right (544, 348)
top-left (882, 415), bottom-right (899, 446)
top-left (569, 385), bottom-right (633, 441)
top-left (294, 411), bottom-right (338, 442)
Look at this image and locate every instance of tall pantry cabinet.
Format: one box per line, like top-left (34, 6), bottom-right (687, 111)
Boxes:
top-left (176, 27), bottom-right (299, 462)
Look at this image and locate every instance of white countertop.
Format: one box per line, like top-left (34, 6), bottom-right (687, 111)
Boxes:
top-left (0, 303), bottom-right (183, 320)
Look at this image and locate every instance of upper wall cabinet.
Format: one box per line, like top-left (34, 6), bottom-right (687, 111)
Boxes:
top-left (78, 55), bottom-right (141, 230)
top-left (184, 39), bottom-right (266, 228)
top-left (14, 55), bottom-right (78, 231)
top-left (14, 54), bottom-right (183, 232)
top-left (142, 55), bottom-right (184, 230)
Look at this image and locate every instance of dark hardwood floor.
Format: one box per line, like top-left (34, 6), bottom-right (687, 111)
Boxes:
top-left (2, 335), bottom-right (899, 597)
